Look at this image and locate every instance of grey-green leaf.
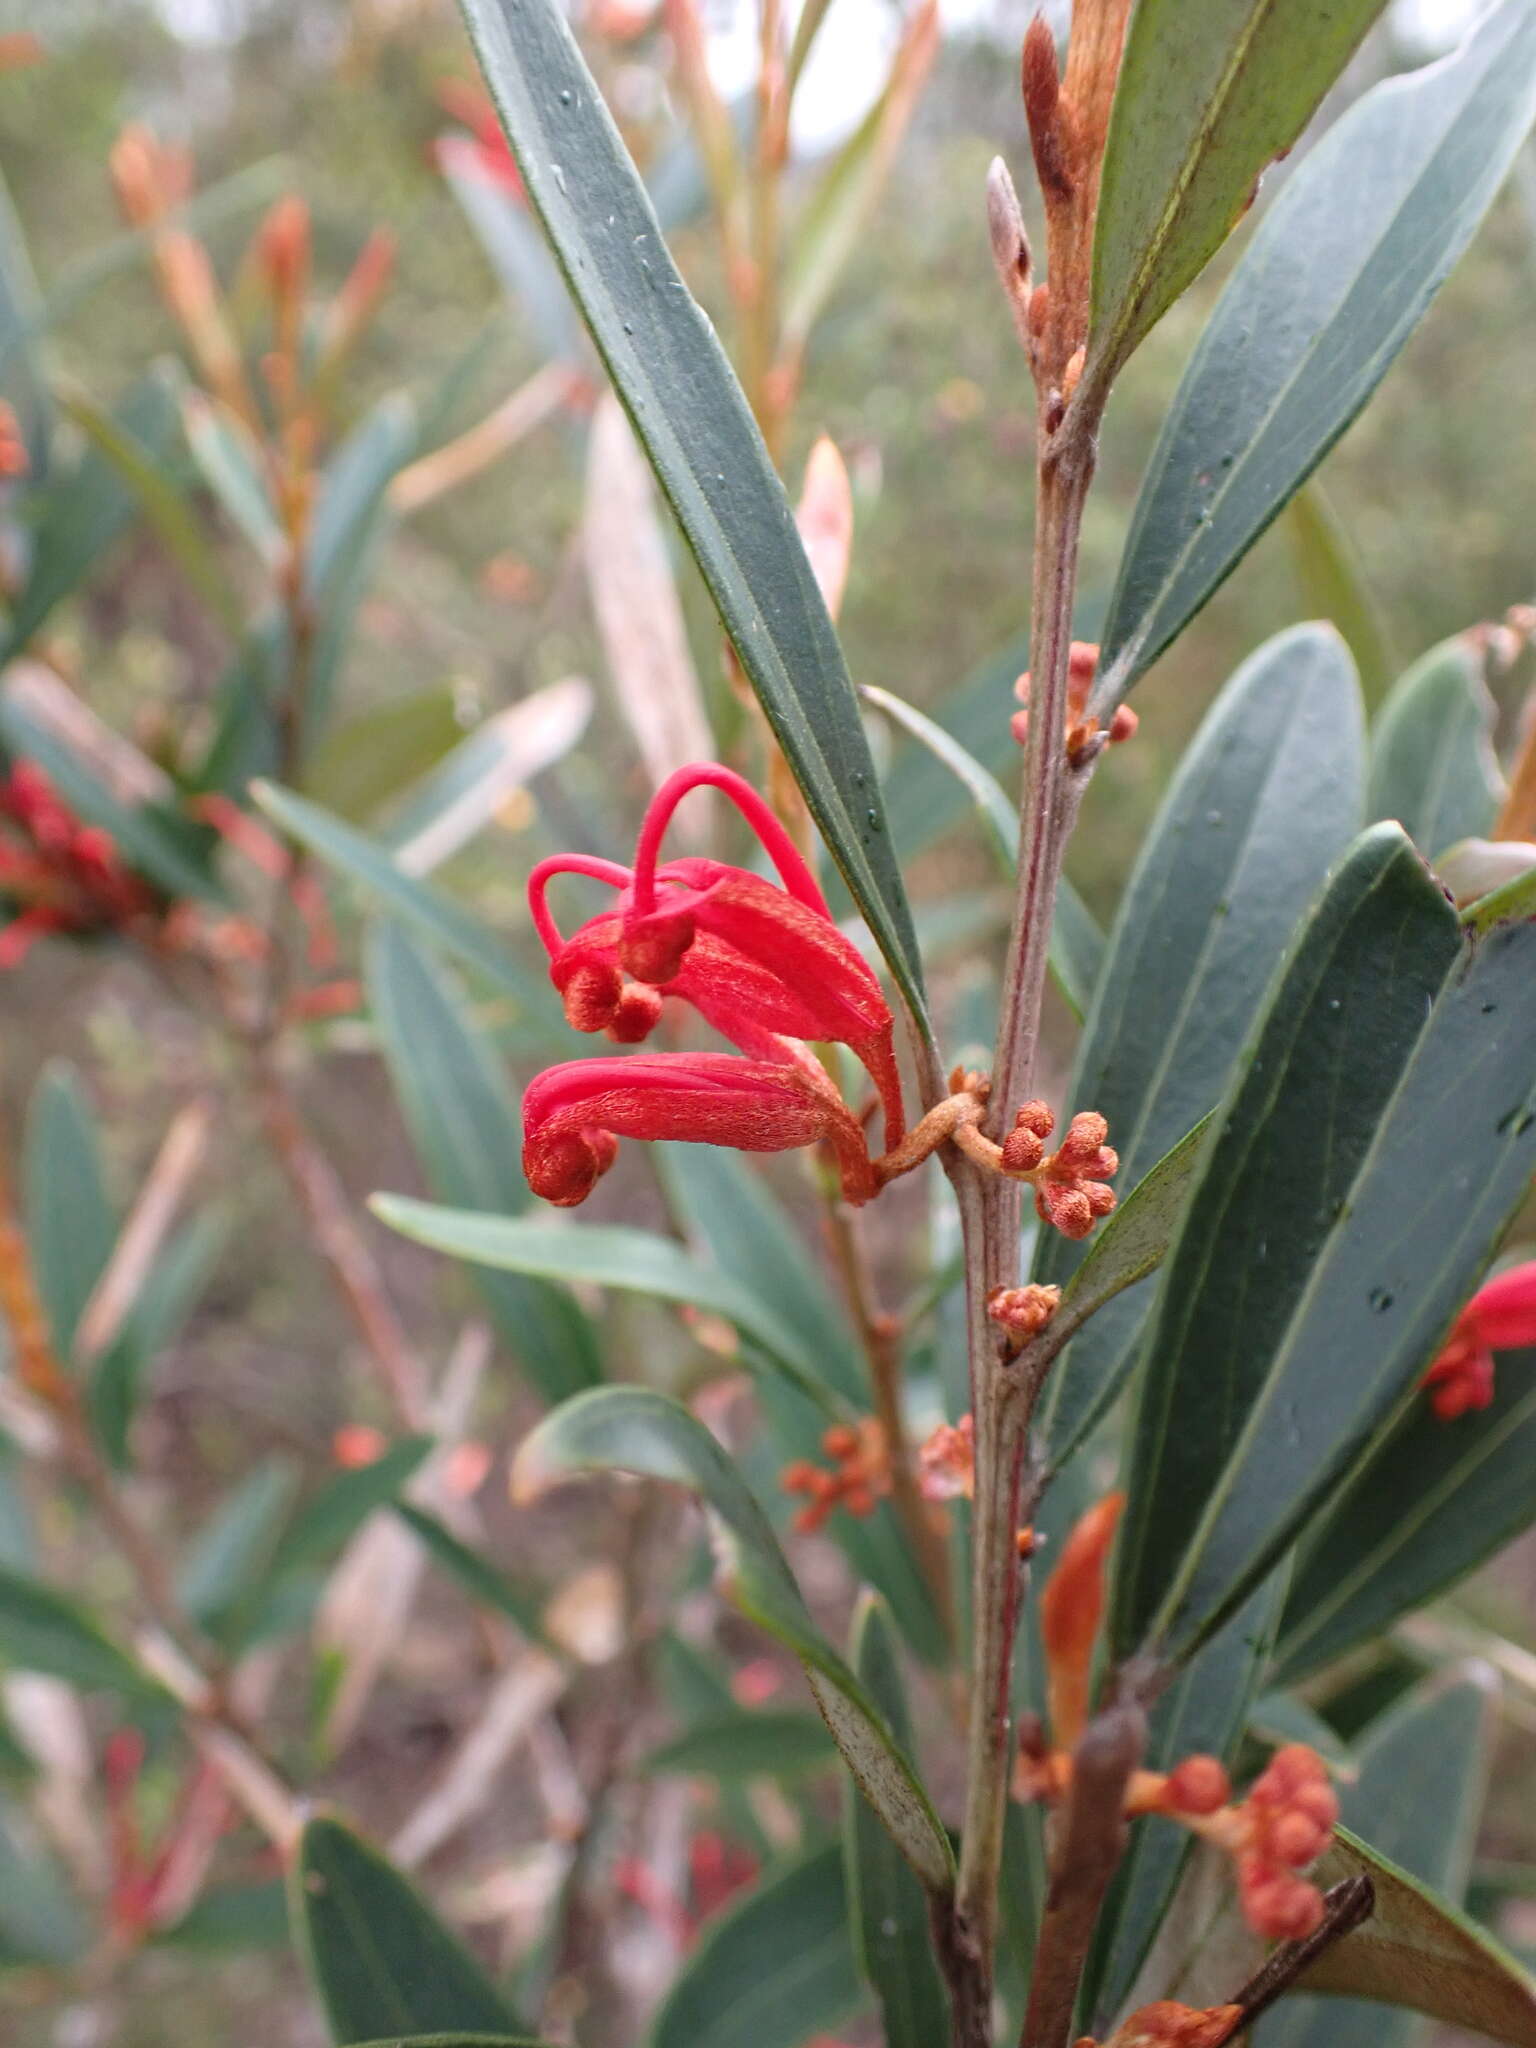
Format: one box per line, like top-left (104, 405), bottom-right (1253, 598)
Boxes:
top-left (1274, 1341), bottom-right (1536, 1685)
top-left (292, 1815), bottom-right (527, 2044)
top-left (251, 782), bottom-right (541, 1016)
top-left (455, 0), bottom-right (926, 1028)
top-left (1088, 0), bottom-right (1386, 391)
top-left (1368, 634), bottom-right (1502, 860)
top-left (512, 1387), bottom-right (954, 1893)
top-left (842, 1592), bottom-right (949, 2048)
top-left (1032, 626), bottom-right (1364, 1468)
top-left (0, 1566), bottom-right (165, 1700)
top-left (371, 1199), bottom-right (845, 1420)
top-left (22, 1061), bottom-right (115, 1361)
top-left (1096, 0), bottom-right (1536, 707)
top-left (648, 1843), bottom-right (865, 2048)
top-left (641, 1709), bottom-right (835, 1780)
top-left (1114, 824), bottom-right (1536, 1665)
top-left (366, 923), bottom-right (602, 1404)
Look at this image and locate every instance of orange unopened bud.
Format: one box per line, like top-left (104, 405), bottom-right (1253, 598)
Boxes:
top-left (0, 401), bottom-right (28, 479)
top-left (1165, 1755), bottom-right (1231, 1816)
top-left (1040, 1490), bottom-right (1124, 1749)
top-left (988, 1282), bottom-right (1061, 1341)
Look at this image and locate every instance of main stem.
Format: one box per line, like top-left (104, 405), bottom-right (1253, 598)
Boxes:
top-left (948, 428), bottom-right (1096, 2043)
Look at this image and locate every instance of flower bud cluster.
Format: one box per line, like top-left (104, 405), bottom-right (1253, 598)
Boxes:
top-left (0, 763), bottom-right (158, 967)
top-left (780, 1420), bottom-right (891, 1532)
top-left (917, 1413), bottom-right (975, 1501)
top-left (1001, 1100), bottom-right (1118, 1239)
top-left (1012, 641), bottom-right (1137, 767)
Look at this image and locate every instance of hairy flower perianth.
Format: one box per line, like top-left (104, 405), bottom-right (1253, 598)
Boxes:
top-left (1075, 2000), bottom-right (1243, 2048)
top-left (530, 763), bottom-right (905, 1146)
top-left (780, 1420), bottom-right (891, 1531)
top-left (0, 762), bottom-right (160, 967)
top-left (1423, 1259), bottom-right (1536, 1418)
top-left (1013, 640), bottom-right (1137, 768)
top-left (522, 1049), bottom-right (880, 1207)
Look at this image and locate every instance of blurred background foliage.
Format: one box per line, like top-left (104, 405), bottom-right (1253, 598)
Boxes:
top-left (2, 1), bottom-right (1536, 2041)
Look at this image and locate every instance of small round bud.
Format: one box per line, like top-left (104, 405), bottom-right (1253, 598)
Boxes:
top-left (606, 981), bottom-right (664, 1044)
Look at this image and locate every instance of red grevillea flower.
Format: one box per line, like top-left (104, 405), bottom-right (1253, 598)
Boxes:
top-left (0, 761), bottom-right (159, 966)
top-left (522, 1049), bottom-right (881, 1207)
top-left (529, 762), bottom-right (905, 1142)
top-left (1423, 1258), bottom-right (1536, 1419)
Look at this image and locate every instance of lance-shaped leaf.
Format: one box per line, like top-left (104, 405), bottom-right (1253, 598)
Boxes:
top-left (512, 1387), bottom-right (954, 1893)
top-left (366, 923), bottom-right (603, 1405)
top-left (23, 1061), bottom-right (115, 1361)
top-left (641, 1709), bottom-right (835, 1779)
top-left (656, 1143), bottom-right (948, 1666)
top-left (1369, 634), bottom-right (1502, 860)
top-left (0, 1567), bottom-right (165, 1700)
top-left (648, 1842), bottom-right (865, 2048)
top-left (1095, 0), bottom-right (1536, 709)
top-left (842, 1592), bottom-right (949, 2048)
top-left (1087, 0), bottom-right (1386, 395)
top-left (455, 0), bottom-right (927, 1029)
top-left (1033, 626), bottom-right (1363, 1468)
top-left (251, 782), bottom-right (543, 1019)
top-left (1113, 828), bottom-right (1536, 1666)
top-left (1299, 1825), bottom-right (1536, 2045)
top-left (292, 1815), bottom-right (528, 2044)
top-left (1259, 1668), bottom-right (1499, 2048)
top-left (1274, 1343), bottom-right (1536, 1685)
top-left (372, 1199), bottom-right (848, 1421)
top-left (1284, 482), bottom-right (1395, 698)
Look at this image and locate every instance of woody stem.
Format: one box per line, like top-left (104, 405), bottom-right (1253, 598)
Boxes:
top-left (948, 418), bottom-right (1099, 2038)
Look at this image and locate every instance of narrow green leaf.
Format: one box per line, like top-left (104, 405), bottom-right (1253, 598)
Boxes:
top-left (156, 1877), bottom-right (291, 1953)
top-left (393, 1504), bottom-right (545, 1640)
top-left (268, 1437), bottom-right (433, 1581)
top-left (455, 0), bottom-right (927, 1029)
top-left (0, 165), bottom-right (51, 471)
top-left (1033, 626), bottom-right (1364, 1468)
top-left (251, 782), bottom-right (540, 1009)
top-left (366, 924), bottom-right (602, 1403)
top-left (1, 371), bottom-right (180, 659)
top-left (860, 680), bottom-right (1102, 1017)
top-left (58, 376), bottom-right (240, 630)
top-left (1300, 1823), bottom-right (1536, 2046)
top-left (182, 388), bottom-right (284, 563)
top-left (1089, 0), bottom-right (1385, 391)
top-left (513, 1388), bottom-right (954, 1892)
top-left (1116, 833), bottom-right (1536, 1666)
top-left (1369, 634), bottom-right (1502, 860)
top-left (371, 1199), bottom-right (846, 1420)
top-left (0, 1802), bottom-right (88, 1966)
top-left (0, 1565), bottom-right (164, 1699)
top-left (1046, 1115), bottom-right (1212, 1356)
top-left (1097, 0), bottom-right (1536, 705)
top-left (641, 1709), bottom-right (835, 1779)
top-left (90, 1211), bottom-right (228, 1468)
top-left (879, 634), bottom-right (1026, 861)
top-left (648, 1843), bottom-right (865, 2048)
top-left (176, 1459), bottom-right (301, 1631)
top-left (305, 690), bottom-right (465, 825)
top-left (22, 1061), bottom-right (114, 1361)
top-left (1464, 862), bottom-right (1536, 935)
top-left (306, 394), bottom-right (415, 601)
top-left (1284, 482), bottom-right (1396, 698)
top-left (843, 1592), bottom-right (948, 2048)
top-left (1260, 1668), bottom-right (1497, 2048)
top-left (655, 1142), bottom-right (948, 1665)
top-left (1275, 1342), bottom-right (1536, 1684)
top-left (294, 1816), bottom-right (527, 2045)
